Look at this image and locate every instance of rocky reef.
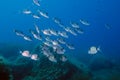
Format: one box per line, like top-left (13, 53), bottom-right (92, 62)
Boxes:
top-left (0, 44), bottom-right (120, 80)
top-left (0, 56), bottom-right (13, 80)
top-left (9, 44), bottom-right (92, 80)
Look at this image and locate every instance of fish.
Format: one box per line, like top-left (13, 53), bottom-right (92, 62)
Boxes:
top-left (48, 55), bottom-right (57, 63)
top-left (38, 10), bottom-right (49, 18)
top-left (53, 17), bottom-right (65, 28)
top-left (52, 44), bottom-right (62, 52)
top-left (14, 29), bottom-right (24, 37)
top-left (58, 23), bottom-right (65, 28)
top-left (64, 27), bottom-right (71, 32)
top-left (64, 27), bottom-right (77, 36)
top-left (88, 46), bottom-right (100, 55)
top-left (20, 50), bottom-right (39, 60)
top-left (45, 36), bottom-right (52, 42)
top-left (23, 9), bottom-right (32, 14)
top-left (29, 29), bottom-right (42, 41)
top-left (51, 40), bottom-right (59, 46)
top-left (70, 22), bottom-right (80, 28)
top-left (23, 35), bottom-right (32, 41)
top-left (52, 45), bottom-right (64, 53)
top-left (14, 29), bottom-right (32, 41)
top-left (42, 45), bottom-right (50, 51)
top-left (33, 0), bottom-right (40, 6)
top-left (42, 29), bottom-right (51, 36)
top-left (53, 17), bottom-right (61, 24)
top-left (58, 31), bottom-right (68, 38)
top-left (34, 24), bottom-right (40, 34)
top-left (75, 28), bottom-right (84, 34)
top-left (55, 47), bottom-right (66, 54)
top-left (49, 29), bottom-right (58, 36)
top-left (42, 49), bottom-right (52, 57)
top-left (57, 38), bottom-right (66, 44)
top-left (60, 56), bottom-right (67, 62)
top-left (66, 44), bottom-right (75, 50)
top-left (52, 45), bottom-right (60, 51)
top-left (69, 29), bottom-right (77, 36)
top-left (80, 19), bottom-right (90, 26)
top-left (20, 50), bottom-right (31, 57)
top-left (43, 41), bottom-right (52, 47)
top-left (32, 14), bottom-right (40, 19)
top-left (31, 54), bottom-right (39, 60)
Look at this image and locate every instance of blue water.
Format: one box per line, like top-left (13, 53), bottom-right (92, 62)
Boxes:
top-left (0, 0), bottom-right (120, 66)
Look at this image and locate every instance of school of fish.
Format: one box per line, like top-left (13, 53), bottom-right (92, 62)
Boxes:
top-left (14, 0), bottom-right (102, 63)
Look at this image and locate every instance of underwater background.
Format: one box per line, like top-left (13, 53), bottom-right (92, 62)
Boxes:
top-left (0, 0), bottom-right (120, 80)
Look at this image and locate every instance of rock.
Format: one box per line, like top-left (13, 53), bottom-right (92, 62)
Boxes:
top-left (89, 56), bottom-right (115, 71)
top-left (0, 56), bottom-right (13, 80)
top-left (3, 44), bottom-right (92, 80)
top-left (22, 44), bottom-right (92, 80)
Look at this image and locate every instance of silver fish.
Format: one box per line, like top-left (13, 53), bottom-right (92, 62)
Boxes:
top-left (53, 17), bottom-right (61, 24)
top-left (88, 46), bottom-right (100, 55)
top-left (43, 41), bottom-right (52, 47)
top-left (59, 23), bottom-right (65, 28)
top-left (51, 40), bottom-right (59, 46)
top-left (45, 37), bottom-right (52, 42)
top-left (42, 50), bottom-right (52, 57)
top-left (52, 45), bottom-right (62, 52)
top-left (23, 9), bottom-right (32, 14)
top-left (64, 27), bottom-right (71, 32)
top-left (49, 29), bottom-right (58, 36)
top-left (53, 17), bottom-right (65, 28)
top-left (69, 29), bottom-right (77, 36)
top-left (60, 56), bottom-right (67, 62)
top-left (14, 29), bottom-right (32, 41)
top-left (32, 14), bottom-right (40, 19)
top-left (80, 19), bottom-right (90, 26)
top-left (30, 29), bottom-right (42, 40)
top-left (58, 31), bottom-right (68, 38)
top-left (42, 45), bottom-right (49, 51)
top-left (56, 47), bottom-right (66, 54)
top-left (57, 38), bottom-right (66, 44)
top-left (23, 35), bottom-right (32, 41)
top-left (14, 29), bottom-right (24, 37)
top-left (70, 22), bottom-right (80, 28)
top-left (64, 27), bottom-right (77, 36)
top-left (38, 10), bottom-right (49, 18)
top-left (33, 0), bottom-right (40, 6)
top-left (75, 28), bottom-right (84, 34)
top-left (34, 24), bottom-right (40, 34)
top-left (66, 44), bottom-right (75, 50)
top-left (42, 29), bottom-right (51, 36)
top-left (48, 55), bottom-right (57, 63)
